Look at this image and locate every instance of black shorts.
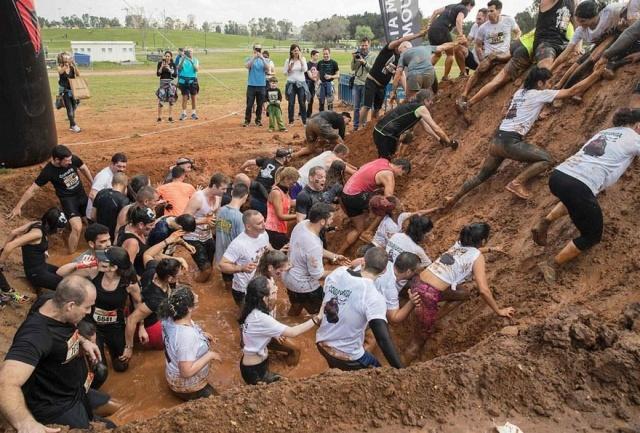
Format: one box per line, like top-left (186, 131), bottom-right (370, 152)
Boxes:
top-left (428, 24), bottom-right (452, 46)
top-left (59, 193), bottom-right (88, 219)
top-left (363, 78), bottom-right (386, 111)
top-left (221, 272), bottom-right (234, 283)
top-left (549, 170), bottom-right (603, 251)
top-left (341, 191), bottom-right (371, 218)
top-left (178, 78), bottom-right (199, 96)
top-left (465, 50), bottom-right (478, 71)
top-left (286, 286), bottom-right (323, 314)
top-left (534, 42), bottom-right (565, 63)
top-left (185, 238), bottom-right (215, 270)
top-left (240, 358), bottom-right (281, 385)
top-left (373, 129), bottom-right (399, 159)
top-left (172, 383), bottom-right (215, 401)
top-left (266, 230), bottom-right (289, 250)
top-left (231, 289), bottom-right (245, 306)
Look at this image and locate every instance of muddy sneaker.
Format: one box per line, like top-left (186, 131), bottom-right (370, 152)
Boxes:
top-left (279, 128), bottom-right (288, 132)
top-left (531, 219), bottom-right (550, 246)
top-left (70, 125), bottom-right (81, 133)
top-left (191, 113), bottom-right (199, 120)
top-left (537, 261), bottom-right (557, 285)
top-left (268, 128), bottom-right (274, 132)
top-left (157, 117), bottom-right (162, 122)
top-left (179, 113), bottom-right (187, 121)
top-left (262, 371), bottom-right (282, 384)
top-left (255, 120), bottom-right (262, 127)
top-left (168, 117), bottom-right (174, 122)
top-left (505, 180), bottom-right (531, 200)
top-left (243, 121), bottom-right (249, 127)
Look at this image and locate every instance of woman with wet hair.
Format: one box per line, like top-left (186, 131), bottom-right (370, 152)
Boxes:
top-left (265, 167), bottom-right (299, 250)
top-left (405, 222), bottom-right (515, 364)
top-left (0, 208), bottom-right (68, 291)
top-left (239, 275), bottom-right (321, 385)
top-left (159, 286), bottom-right (220, 400)
top-left (56, 246), bottom-right (141, 387)
top-left (534, 108), bottom-right (640, 283)
top-left (386, 214), bottom-right (433, 267)
top-left (322, 159), bottom-right (347, 204)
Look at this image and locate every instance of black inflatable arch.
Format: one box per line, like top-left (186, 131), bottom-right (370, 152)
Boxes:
top-left (0, 0), bottom-right (57, 168)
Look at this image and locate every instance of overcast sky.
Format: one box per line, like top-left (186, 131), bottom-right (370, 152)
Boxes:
top-left (38, 0), bottom-right (533, 26)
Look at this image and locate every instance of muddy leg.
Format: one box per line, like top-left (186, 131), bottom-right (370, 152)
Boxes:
top-left (445, 154), bottom-right (504, 208)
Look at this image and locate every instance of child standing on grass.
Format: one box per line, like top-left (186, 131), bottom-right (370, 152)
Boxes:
top-left (266, 77), bottom-right (287, 132)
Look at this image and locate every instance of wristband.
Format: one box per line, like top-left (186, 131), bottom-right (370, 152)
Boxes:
top-left (76, 260), bottom-right (96, 270)
top-left (311, 316), bottom-right (321, 326)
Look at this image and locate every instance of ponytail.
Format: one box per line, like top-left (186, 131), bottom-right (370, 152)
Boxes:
top-left (459, 222), bottom-right (491, 247)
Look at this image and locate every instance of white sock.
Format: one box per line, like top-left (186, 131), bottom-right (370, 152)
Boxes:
top-left (182, 110), bottom-right (186, 115)
top-left (192, 110), bottom-right (196, 115)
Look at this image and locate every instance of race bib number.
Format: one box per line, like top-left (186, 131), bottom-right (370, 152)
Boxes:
top-left (93, 307), bottom-right (118, 324)
top-left (64, 330), bottom-right (81, 364)
top-left (84, 370), bottom-right (95, 392)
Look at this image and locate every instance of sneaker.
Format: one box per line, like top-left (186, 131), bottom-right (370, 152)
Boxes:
top-left (157, 117), bottom-right (162, 122)
top-left (531, 219), bottom-right (550, 246)
top-left (289, 121), bottom-right (295, 126)
top-left (268, 128), bottom-right (274, 132)
top-left (537, 261), bottom-right (557, 285)
top-left (279, 128), bottom-right (288, 132)
top-left (191, 113), bottom-right (199, 120)
top-left (70, 125), bottom-right (81, 133)
top-left (243, 121), bottom-right (249, 127)
top-left (255, 120), bottom-right (262, 127)
top-left (168, 117), bottom-right (174, 122)
top-left (179, 113), bottom-right (187, 121)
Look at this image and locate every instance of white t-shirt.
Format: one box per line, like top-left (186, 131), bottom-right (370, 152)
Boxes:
top-left (386, 233), bottom-right (431, 268)
top-left (499, 89), bottom-right (559, 136)
top-left (429, 241), bottom-right (481, 291)
top-left (372, 212), bottom-right (411, 248)
top-left (556, 127), bottom-right (640, 195)
top-left (222, 231), bottom-right (270, 293)
top-left (571, 3), bottom-right (625, 45)
top-left (316, 267), bottom-right (387, 360)
top-left (241, 309), bottom-right (287, 358)
top-left (284, 58), bottom-right (308, 82)
top-left (374, 262), bottom-right (406, 310)
top-left (283, 221), bottom-right (324, 293)
top-left (162, 319), bottom-right (210, 393)
top-left (86, 166), bottom-right (114, 219)
top-left (298, 151), bottom-right (333, 187)
top-left (476, 15), bottom-right (519, 57)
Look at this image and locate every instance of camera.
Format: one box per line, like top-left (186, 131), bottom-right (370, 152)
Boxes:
top-left (353, 50), bottom-right (362, 60)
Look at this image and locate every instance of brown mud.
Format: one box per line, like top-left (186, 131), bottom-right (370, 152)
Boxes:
top-left (0, 60), bottom-right (639, 433)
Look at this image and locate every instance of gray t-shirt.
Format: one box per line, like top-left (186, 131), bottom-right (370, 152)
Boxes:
top-left (476, 15), bottom-right (519, 56)
top-left (214, 205), bottom-right (244, 264)
top-left (398, 46), bottom-right (434, 75)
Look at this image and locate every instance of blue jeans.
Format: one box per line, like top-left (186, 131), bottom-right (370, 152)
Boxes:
top-left (356, 351), bottom-right (381, 368)
top-left (352, 84), bottom-right (365, 130)
top-left (318, 81), bottom-right (334, 111)
top-left (287, 84), bottom-right (307, 124)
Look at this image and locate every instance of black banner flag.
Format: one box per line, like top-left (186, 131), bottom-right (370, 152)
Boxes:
top-left (378, 0), bottom-right (423, 45)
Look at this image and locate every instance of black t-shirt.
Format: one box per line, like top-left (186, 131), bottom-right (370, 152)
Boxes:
top-left (295, 185), bottom-right (324, 217)
top-left (156, 61), bottom-right (177, 79)
top-left (21, 223), bottom-right (47, 271)
top-left (315, 111), bottom-right (346, 139)
top-left (434, 3), bottom-right (470, 30)
top-left (534, 0), bottom-right (574, 50)
top-left (375, 102), bottom-right (423, 138)
top-left (318, 59), bottom-right (339, 82)
top-left (93, 188), bottom-right (129, 240)
top-left (58, 67), bottom-right (76, 90)
top-left (90, 272), bottom-right (129, 325)
top-left (255, 157), bottom-right (282, 191)
top-left (35, 155), bottom-right (85, 198)
top-left (369, 44), bottom-right (399, 87)
top-left (266, 88), bottom-right (282, 105)
top-left (141, 278), bottom-right (169, 328)
top-left (5, 294), bottom-right (88, 423)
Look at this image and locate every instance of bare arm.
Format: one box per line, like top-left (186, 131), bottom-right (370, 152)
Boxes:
top-left (419, 107), bottom-right (450, 143)
top-left (281, 317), bottom-right (318, 337)
top-left (0, 360), bottom-right (60, 433)
top-left (455, 12), bottom-right (465, 36)
top-left (376, 171), bottom-right (396, 197)
top-left (551, 42), bottom-right (578, 71)
top-left (475, 38), bottom-right (485, 62)
top-left (178, 351), bottom-right (219, 378)
top-left (0, 229), bottom-right (42, 263)
top-left (78, 164), bottom-right (93, 184)
top-left (388, 27), bottom-right (428, 51)
top-left (8, 183), bottom-right (40, 219)
top-left (555, 69), bottom-right (603, 99)
top-left (240, 158), bottom-right (257, 172)
top-left (513, 25), bottom-right (522, 41)
top-left (121, 304), bottom-right (152, 361)
top-left (115, 205), bottom-right (130, 236)
top-left (127, 283), bottom-right (142, 307)
top-left (473, 255), bottom-right (514, 317)
top-left (269, 190), bottom-right (296, 221)
top-left (387, 289), bottom-right (420, 323)
top-left (219, 256), bottom-right (255, 274)
top-left (121, 238), bottom-right (140, 265)
top-left (429, 7), bottom-right (445, 29)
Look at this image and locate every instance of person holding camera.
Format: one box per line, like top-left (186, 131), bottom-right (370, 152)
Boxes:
top-left (177, 47), bottom-right (199, 121)
top-left (57, 52), bottom-right (81, 133)
top-left (156, 50), bottom-right (177, 122)
top-left (244, 44), bottom-right (268, 127)
top-left (350, 37), bottom-right (375, 131)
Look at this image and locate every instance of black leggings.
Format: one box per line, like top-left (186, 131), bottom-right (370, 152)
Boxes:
top-left (549, 170), bottom-right (603, 251)
top-left (26, 264), bottom-right (63, 291)
top-left (92, 323), bottom-right (128, 389)
top-left (457, 130), bottom-right (553, 199)
top-left (240, 358), bottom-right (280, 385)
top-left (61, 91), bottom-right (78, 127)
top-left (172, 383), bottom-right (215, 401)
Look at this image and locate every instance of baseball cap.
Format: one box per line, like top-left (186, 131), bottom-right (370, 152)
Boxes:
top-left (96, 246), bottom-right (132, 270)
top-left (253, 44), bottom-right (262, 50)
top-left (275, 148), bottom-right (292, 158)
top-left (176, 157), bottom-right (196, 170)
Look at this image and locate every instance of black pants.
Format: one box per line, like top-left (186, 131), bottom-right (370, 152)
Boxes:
top-left (287, 287), bottom-right (323, 314)
top-left (185, 238), bottom-right (215, 271)
top-left (26, 263), bottom-right (63, 291)
top-left (232, 289), bottom-right (245, 306)
top-left (245, 85), bottom-right (265, 123)
top-left (44, 395), bottom-right (115, 429)
top-left (250, 196), bottom-right (267, 218)
top-left (267, 230), bottom-right (289, 250)
top-left (92, 323), bottom-right (128, 389)
top-left (0, 268), bottom-right (11, 292)
top-left (172, 383), bottom-right (215, 401)
top-left (240, 358), bottom-right (280, 385)
top-left (374, 129), bottom-right (399, 159)
top-left (549, 170), bottom-right (603, 251)
top-left (61, 91), bottom-right (78, 127)
top-left (287, 83), bottom-right (307, 124)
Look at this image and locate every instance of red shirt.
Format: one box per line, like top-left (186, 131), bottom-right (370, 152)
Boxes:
top-left (343, 158), bottom-right (391, 195)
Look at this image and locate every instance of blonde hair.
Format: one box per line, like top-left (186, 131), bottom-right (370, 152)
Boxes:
top-left (274, 166), bottom-right (299, 185)
top-left (57, 52), bottom-right (71, 65)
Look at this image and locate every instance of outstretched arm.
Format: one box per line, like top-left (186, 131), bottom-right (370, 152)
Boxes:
top-left (418, 107), bottom-right (451, 144)
top-left (473, 254), bottom-right (514, 317)
top-left (388, 27), bottom-right (429, 51)
top-left (555, 67), bottom-right (603, 99)
top-left (8, 184), bottom-right (40, 219)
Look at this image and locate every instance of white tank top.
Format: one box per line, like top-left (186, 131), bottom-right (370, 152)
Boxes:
top-left (428, 242), bottom-right (481, 290)
top-left (184, 190), bottom-right (216, 242)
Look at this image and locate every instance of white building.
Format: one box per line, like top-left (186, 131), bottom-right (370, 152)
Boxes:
top-left (70, 41), bottom-right (136, 62)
